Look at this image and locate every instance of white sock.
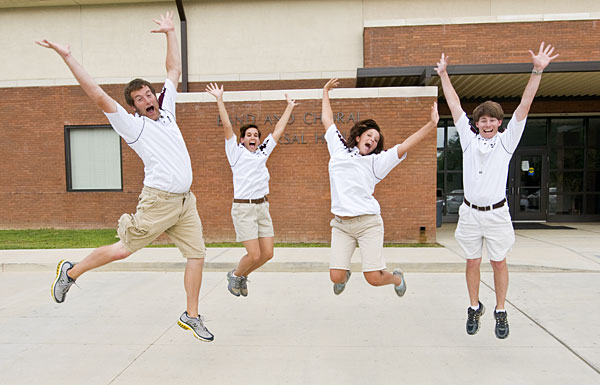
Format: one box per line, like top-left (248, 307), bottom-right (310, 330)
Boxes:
top-left (470, 304), bottom-right (480, 311)
top-left (496, 308), bottom-right (506, 313)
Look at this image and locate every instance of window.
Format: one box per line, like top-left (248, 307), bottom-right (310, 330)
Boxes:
top-left (437, 118), bottom-right (463, 217)
top-left (65, 125), bottom-right (122, 191)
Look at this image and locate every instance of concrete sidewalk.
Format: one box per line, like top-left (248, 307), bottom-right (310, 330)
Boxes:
top-left (0, 223), bottom-right (599, 384)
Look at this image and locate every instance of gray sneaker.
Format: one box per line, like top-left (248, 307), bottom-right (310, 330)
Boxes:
top-left (333, 270), bottom-right (351, 295)
top-left (177, 311), bottom-right (214, 342)
top-left (393, 269), bottom-right (407, 297)
top-left (52, 260), bottom-right (75, 303)
top-left (240, 276), bottom-right (249, 297)
top-left (226, 269), bottom-right (241, 297)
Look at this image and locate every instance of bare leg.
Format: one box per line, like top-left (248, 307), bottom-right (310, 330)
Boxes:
top-left (233, 239), bottom-right (261, 277)
top-left (237, 237), bottom-right (274, 276)
top-left (363, 270), bottom-right (402, 287)
top-left (68, 241), bottom-right (131, 280)
top-left (466, 258), bottom-right (482, 307)
top-left (490, 259), bottom-right (508, 310)
top-left (184, 258), bottom-right (205, 318)
top-left (330, 268), bottom-right (349, 283)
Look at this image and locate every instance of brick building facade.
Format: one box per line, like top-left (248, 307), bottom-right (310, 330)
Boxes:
top-left (0, 84), bottom-right (438, 243)
top-left (2, 6), bottom-right (599, 239)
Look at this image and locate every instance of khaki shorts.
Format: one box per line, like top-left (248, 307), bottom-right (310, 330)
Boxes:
top-left (117, 186), bottom-right (206, 258)
top-left (455, 203), bottom-right (515, 262)
top-left (231, 201), bottom-right (274, 242)
top-left (330, 214), bottom-right (386, 272)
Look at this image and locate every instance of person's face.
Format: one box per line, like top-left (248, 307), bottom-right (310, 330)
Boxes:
top-left (240, 127), bottom-right (260, 152)
top-left (356, 128), bottom-right (380, 155)
top-left (131, 85), bottom-right (160, 121)
top-left (475, 115), bottom-right (502, 139)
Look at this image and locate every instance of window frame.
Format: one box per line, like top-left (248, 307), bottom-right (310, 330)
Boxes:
top-left (64, 125), bottom-right (123, 192)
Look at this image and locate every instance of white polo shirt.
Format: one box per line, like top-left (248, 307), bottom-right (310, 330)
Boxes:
top-left (225, 133), bottom-right (277, 199)
top-left (456, 112), bottom-right (526, 206)
top-left (325, 124), bottom-right (407, 217)
top-left (104, 79), bottom-right (193, 194)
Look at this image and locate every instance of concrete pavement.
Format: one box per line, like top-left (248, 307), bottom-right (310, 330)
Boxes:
top-left (0, 223), bottom-right (599, 384)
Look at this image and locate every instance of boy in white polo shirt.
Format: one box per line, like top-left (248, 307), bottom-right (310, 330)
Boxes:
top-left (435, 42), bottom-right (558, 339)
top-left (40, 11), bottom-right (213, 342)
top-left (206, 83), bottom-right (296, 297)
top-left (322, 78), bottom-right (438, 296)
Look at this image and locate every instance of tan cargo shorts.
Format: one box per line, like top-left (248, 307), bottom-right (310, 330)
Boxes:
top-left (330, 214), bottom-right (386, 272)
top-left (231, 201), bottom-right (274, 242)
top-left (117, 186), bottom-right (206, 258)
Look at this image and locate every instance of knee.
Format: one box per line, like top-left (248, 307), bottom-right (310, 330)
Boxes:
top-left (364, 272), bottom-right (382, 287)
top-left (330, 270), bottom-right (347, 283)
top-left (490, 259), bottom-right (507, 271)
top-left (466, 258), bottom-right (482, 270)
top-left (109, 243), bottom-right (131, 261)
top-left (261, 251), bottom-right (274, 262)
top-left (248, 251), bottom-right (262, 264)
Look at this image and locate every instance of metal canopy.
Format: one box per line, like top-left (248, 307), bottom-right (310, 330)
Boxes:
top-left (357, 61), bottom-right (600, 98)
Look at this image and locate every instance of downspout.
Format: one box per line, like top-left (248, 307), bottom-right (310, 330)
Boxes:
top-left (175, 0), bottom-right (188, 92)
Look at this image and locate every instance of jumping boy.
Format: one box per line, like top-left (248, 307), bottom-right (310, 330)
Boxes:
top-left (39, 11), bottom-right (213, 342)
top-left (205, 83), bottom-right (296, 297)
top-left (435, 42), bottom-right (558, 339)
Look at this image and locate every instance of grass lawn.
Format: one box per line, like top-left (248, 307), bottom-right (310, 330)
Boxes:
top-left (0, 229), bottom-right (441, 250)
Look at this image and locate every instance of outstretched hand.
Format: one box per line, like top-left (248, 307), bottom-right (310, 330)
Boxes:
top-left (323, 78), bottom-right (339, 93)
top-left (529, 42), bottom-right (559, 71)
top-left (434, 53), bottom-right (448, 75)
top-left (151, 11), bottom-right (175, 34)
top-left (35, 39), bottom-right (71, 57)
top-left (285, 93), bottom-right (297, 107)
top-left (205, 83), bottom-right (224, 100)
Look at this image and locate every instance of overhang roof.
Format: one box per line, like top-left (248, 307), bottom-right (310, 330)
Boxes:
top-left (357, 61), bottom-right (600, 98)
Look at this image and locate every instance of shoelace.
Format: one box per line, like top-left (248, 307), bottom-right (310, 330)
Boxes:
top-left (467, 309), bottom-right (479, 321)
top-left (496, 314), bottom-right (507, 327)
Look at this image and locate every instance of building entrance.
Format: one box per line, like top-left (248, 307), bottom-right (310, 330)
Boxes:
top-left (509, 149), bottom-right (548, 221)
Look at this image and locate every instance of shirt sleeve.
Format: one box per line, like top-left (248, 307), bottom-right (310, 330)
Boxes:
top-left (499, 116), bottom-right (527, 154)
top-left (258, 133), bottom-right (277, 158)
top-left (324, 124), bottom-right (348, 155)
top-left (158, 79), bottom-right (177, 119)
top-left (225, 134), bottom-right (242, 167)
top-left (455, 112), bottom-right (476, 152)
top-left (103, 103), bottom-right (143, 144)
top-left (372, 144), bottom-right (407, 181)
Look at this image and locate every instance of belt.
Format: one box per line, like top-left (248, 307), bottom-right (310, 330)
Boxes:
top-left (463, 197), bottom-right (506, 211)
top-left (233, 196), bottom-right (268, 204)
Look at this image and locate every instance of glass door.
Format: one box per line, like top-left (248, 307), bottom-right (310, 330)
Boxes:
top-left (510, 150), bottom-right (548, 221)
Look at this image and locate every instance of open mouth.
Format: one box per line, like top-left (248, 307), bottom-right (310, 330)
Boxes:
top-left (248, 141), bottom-right (257, 150)
top-left (365, 142), bottom-right (372, 151)
top-left (482, 128), bottom-right (493, 134)
top-left (146, 106), bottom-right (155, 115)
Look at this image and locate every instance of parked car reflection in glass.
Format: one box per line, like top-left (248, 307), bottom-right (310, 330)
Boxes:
top-left (446, 189), bottom-right (464, 214)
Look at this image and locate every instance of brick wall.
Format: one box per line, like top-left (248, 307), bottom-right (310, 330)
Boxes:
top-left (0, 84), bottom-right (437, 243)
top-left (364, 20), bottom-right (600, 67)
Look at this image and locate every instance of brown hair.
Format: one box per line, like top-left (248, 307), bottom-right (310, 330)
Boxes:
top-left (240, 124), bottom-right (261, 139)
top-left (473, 100), bottom-right (504, 122)
top-left (346, 119), bottom-right (384, 154)
top-left (124, 78), bottom-right (156, 107)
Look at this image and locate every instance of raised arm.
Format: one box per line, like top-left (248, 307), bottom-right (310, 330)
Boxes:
top-left (322, 78), bottom-right (339, 130)
top-left (513, 42), bottom-right (559, 122)
top-left (435, 54), bottom-right (463, 123)
top-left (396, 102), bottom-right (439, 158)
top-left (152, 11), bottom-right (181, 86)
top-left (272, 94), bottom-right (297, 142)
top-left (36, 40), bottom-right (117, 113)
top-left (205, 83), bottom-right (234, 139)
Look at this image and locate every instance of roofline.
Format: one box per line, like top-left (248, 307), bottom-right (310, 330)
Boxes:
top-left (357, 61), bottom-right (600, 80)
